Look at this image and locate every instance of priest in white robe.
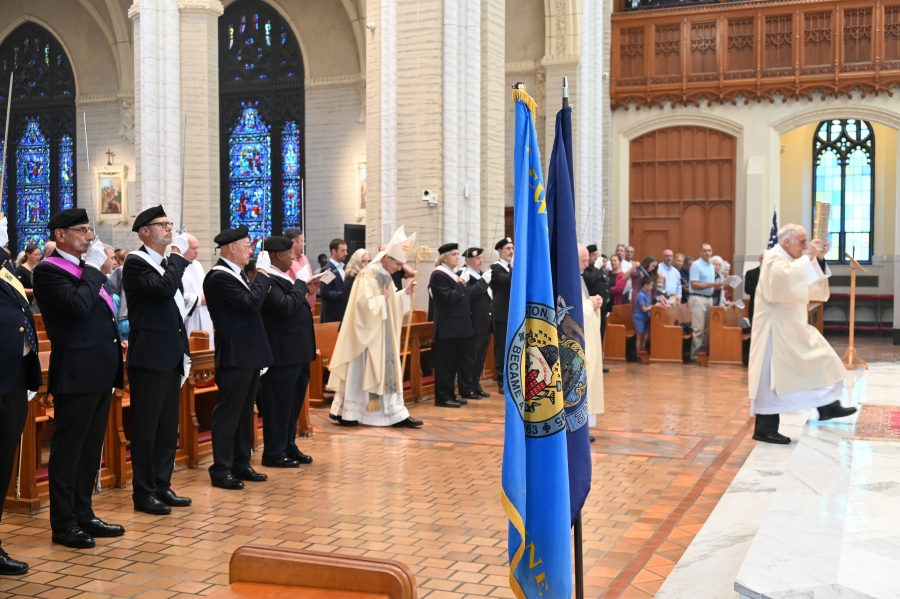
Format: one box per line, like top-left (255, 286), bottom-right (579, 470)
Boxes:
top-left (328, 226), bottom-right (422, 428)
top-left (579, 245), bottom-right (605, 437)
top-left (180, 234), bottom-right (214, 348)
top-left (748, 224), bottom-right (855, 444)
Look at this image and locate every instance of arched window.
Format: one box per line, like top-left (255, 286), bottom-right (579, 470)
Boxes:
top-left (813, 119), bottom-right (874, 263)
top-left (0, 23), bottom-right (76, 252)
top-left (219, 0), bottom-right (305, 250)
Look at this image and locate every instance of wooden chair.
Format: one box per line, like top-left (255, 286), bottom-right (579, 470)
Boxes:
top-left (708, 305), bottom-right (750, 365)
top-left (308, 322), bottom-right (340, 407)
top-left (604, 304), bottom-right (635, 361)
top-left (649, 304), bottom-right (691, 363)
top-left (206, 545), bottom-right (417, 599)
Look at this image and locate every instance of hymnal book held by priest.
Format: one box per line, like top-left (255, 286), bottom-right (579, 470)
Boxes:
top-left (813, 202), bottom-right (830, 242)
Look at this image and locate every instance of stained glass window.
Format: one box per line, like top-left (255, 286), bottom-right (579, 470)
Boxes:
top-left (59, 135), bottom-right (74, 210)
top-left (282, 121), bottom-right (301, 228)
top-left (228, 105), bottom-right (272, 249)
top-left (813, 119), bottom-right (874, 263)
top-left (15, 118), bottom-right (51, 249)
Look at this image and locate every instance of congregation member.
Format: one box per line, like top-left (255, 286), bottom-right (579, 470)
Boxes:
top-left (343, 248), bottom-right (371, 301)
top-left (621, 245), bottom-right (635, 300)
top-left (582, 244), bottom-right (611, 340)
top-left (15, 244), bottom-right (40, 306)
top-left (32, 209), bottom-right (125, 548)
top-left (608, 255), bottom-right (628, 306)
top-left (629, 256), bottom-right (657, 312)
top-left (657, 249), bottom-right (682, 298)
top-left (316, 253), bottom-right (328, 273)
top-left (744, 252), bottom-right (763, 324)
top-left (122, 206), bottom-right (193, 515)
top-left (181, 233), bottom-right (214, 344)
top-left (283, 229), bottom-right (315, 308)
top-left (680, 256), bottom-right (693, 303)
top-left (429, 243), bottom-right (471, 408)
top-left (458, 247), bottom-right (492, 400)
top-left (328, 227), bottom-right (422, 428)
top-left (749, 225), bottom-right (855, 444)
top-left (0, 217), bottom-right (42, 574)
top-left (319, 238), bottom-right (348, 323)
top-left (490, 237), bottom-right (513, 387)
top-left (688, 243), bottom-right (722, 362)
top-left (203, 226), bottom-right (272, 490)
top-left (633, 276), bottom-right (653, 357)
top-left (578, 244), bottom-right (605, 426)
top-left (255, 236), bottom-right (320, 464)
top-left (105, 260), bottom-right (130, 341)
top-left (710, 256), bottom-right (733, 307)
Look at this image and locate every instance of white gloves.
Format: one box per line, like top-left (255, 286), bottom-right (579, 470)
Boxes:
top-left (0, 217), bottom-right (8, 248)
top-left (84, 238), bottom-right (107, 270)
top-left (256, 250), bottom-right (271, 273)
top-left (482, 269), bottom-right (492, 284)
top-left (459, 270), bottom-right (470, 283)
top-left (172, 232), bottom-right (189, 255)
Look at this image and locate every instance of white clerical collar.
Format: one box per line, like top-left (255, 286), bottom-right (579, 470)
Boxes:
top-left (466, 266), bottom-right (482, 279)
top-left (143, 245), bottom-right (165, 265)
top-left (56, 248), bottom-right (81, 266)
top-left (220, 257), bottom-right (242, 274)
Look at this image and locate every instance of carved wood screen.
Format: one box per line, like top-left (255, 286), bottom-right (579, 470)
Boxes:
top-left (612, 0), bottom-right (900, 108)
top-left (629, 127), bottom-right (735, 263)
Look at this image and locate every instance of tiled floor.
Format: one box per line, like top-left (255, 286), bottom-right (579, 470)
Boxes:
top-left (0, 335), bottom-right (894, 599)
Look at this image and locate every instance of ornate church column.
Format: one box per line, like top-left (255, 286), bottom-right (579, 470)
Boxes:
top-left (481, 0), bottom-right (505, 253)
top-left (576, 0), bottom-right (606, 247)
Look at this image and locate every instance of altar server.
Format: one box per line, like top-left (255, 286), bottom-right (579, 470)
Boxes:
top-left (457, 247), bottom-right (492, 400)
top-left (490, 238), bottom-right (513, 387)
top-left (0, 217), bottom-right (42, 573)
top-left (181, 233), bottom-right (214, 345)
top-left (122, 206), bottom-right (192, 514)
top-left (32, 209), bottom-right (125, 548)
top-left (429, 243), bottom-right (472, 408)
top-left (328, 227), bottom-right (422, 427)
top-left (749, 224), bottom-right (856, 444)
top-left (203, 227), bottom-right (273, 488)
top-left (579, 244), bottom-right (605, 422)
top-left (255, 236), bottom-right (319, 464)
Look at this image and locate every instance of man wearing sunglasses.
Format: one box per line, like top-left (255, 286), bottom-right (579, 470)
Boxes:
top-left (32, 209), bottom-right (125, 549)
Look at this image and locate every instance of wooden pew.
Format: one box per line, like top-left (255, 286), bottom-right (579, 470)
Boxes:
top-left (649, 304), bottom-right (691, 363)
top-left (808, 301), bottom-right (824, 334)
top-left (708, 305), bottom-right (750, 366)
top-left (604, 304), bottom-right (635, 361)
top-left (402, 323), bottom-right (435, 403)
top-left (206, 545), bottom-right (417, 599)
top-left (180, 347), bottom-right (217, 468)
top-left (308, 322), bottom-right (340, 407)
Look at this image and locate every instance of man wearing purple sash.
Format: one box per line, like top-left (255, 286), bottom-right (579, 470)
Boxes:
top-left (32, 209), bottom-right (126, 549)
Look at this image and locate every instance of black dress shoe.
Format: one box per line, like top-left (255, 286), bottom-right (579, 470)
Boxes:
top-left (211, 474), bottom-right (245, 490)
top-left (477, 391), bottom-right (491, 398)
top-left (78, 517), bottom-right (126, 537)
top-left (436, 399), bottom-right (463, 408)
top-left (233, 467), bottom-right (268, 482)
top-left (459, 393), bottom-right (482, 400)
top-left (157, 489), bottom-right (192, 507)
top-left (455, 397), bottom-right (468, 405)
top-left (818, 401), bottom-right (858, 422)
top-left (261, 456), bottom-right (301, 468)
top-left (603, 368), bottom-right (610, 374)
top-left (0, 553), bottom-right (29, 575)
top-left (590, 436), bottom-right (595, 443)
top-left (329, 413), bottom-right (339, 421)
top-left (752, 431), bottom-right (791, 445)
top-left (52, 526), bottom-right (95, 549)
top-left (338, 418), bottom-right (358, 427)
top-left (392, 417), bottom-right (424, 428)
top-left (133, 495), bottom-right (171, 515)
top-left (286, 449), bottom-right (313, 464)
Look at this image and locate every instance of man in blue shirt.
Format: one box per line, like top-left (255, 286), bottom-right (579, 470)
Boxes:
top-left (657, 249), bottom-right (681, 298)
top-left (688, 243), bottom-right (722, 362)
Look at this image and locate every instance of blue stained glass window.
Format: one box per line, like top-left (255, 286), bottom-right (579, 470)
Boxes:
top-left (812, 119), bottom-right (874, 263)
top-left (228, 106), bottom-right (271, 249)
top-left (59, 135), bottom-right (74, 210)
top-left (15, 118), bottom-right (51, 251)
top-left (282, 121), bottom-right (301, 229)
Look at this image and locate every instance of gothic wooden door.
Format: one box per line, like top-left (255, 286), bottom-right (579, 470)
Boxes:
top-left (629, 127), bottom-right (735, 263)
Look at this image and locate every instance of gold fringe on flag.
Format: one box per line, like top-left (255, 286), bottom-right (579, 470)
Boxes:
top-left (511, 88), bottom-right (538, 127)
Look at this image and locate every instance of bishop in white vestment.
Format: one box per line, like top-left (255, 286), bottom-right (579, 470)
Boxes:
top-left (328, 227), bottom-right (423, 428)
top-left (748, 224), bottom-right (856, 444)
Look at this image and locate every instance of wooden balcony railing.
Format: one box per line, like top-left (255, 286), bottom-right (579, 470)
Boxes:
top-left (611, 0), bottom-right (900, 109)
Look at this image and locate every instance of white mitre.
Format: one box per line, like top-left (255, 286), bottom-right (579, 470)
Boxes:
top-left (373, 226), bottom-right (416, 264)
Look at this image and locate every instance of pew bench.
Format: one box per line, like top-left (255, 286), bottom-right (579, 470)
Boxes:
top-left (206, 546), bottom-right (416, 599)
top-left (604, 304), bottom-right (636, 361)
top-left (649, 304), bottom-right (692, 363)
top-left (708, 305), bottom-right (750, 366)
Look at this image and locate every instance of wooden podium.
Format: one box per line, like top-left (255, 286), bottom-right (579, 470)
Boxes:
top-left (841, 251), bottom-right (868, 370)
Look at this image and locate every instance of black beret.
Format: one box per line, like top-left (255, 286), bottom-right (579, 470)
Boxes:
top-left (47, 208), bottom-right (89, 230)
top-left (438, 243), bottom-right (458, 254)
top-left (214, 226), bottom-right (249, 247)
top-left (462, 247), bottom-right (484, 258)
top-left (261, 235), bottom-right (292, 252)
top-left (586, 244), bottom-right (598, 253)
top-left (132, 205), bottom-right (167, 232)
top-left (494, 237), bottom-right (513, 251)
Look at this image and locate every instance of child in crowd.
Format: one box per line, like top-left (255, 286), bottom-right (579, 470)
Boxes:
top-left (634, 276), bottom-right (654, 357)
top-left (653, 274), bottom-right (670, 307)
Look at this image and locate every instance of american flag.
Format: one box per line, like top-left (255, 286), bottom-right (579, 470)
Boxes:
top-left (766, 210), bottom-right (778, 249)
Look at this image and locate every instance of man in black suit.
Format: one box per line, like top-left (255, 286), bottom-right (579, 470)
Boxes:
top-left (489, 238), bottom-right (513, 388)
top-left (32, 209), bottom-right (125, 549)
top-left (429, 243), bottom-right (472, 408)
top-left (744, 251), bottom-right (763, 324)
top-left (0, 217), bottom-right (42, 574)
top-left (122, 206), bottom-right (193, 515)
top-left (582, 245), bottom-right (611, 371)
top-left (203, 226), bottom-right (273, 489)
top-left (254, 236), bottom-right (320, 468)
top-left (457, 248), bottom-right (492, 400)
top-left (319, 238), bottom-right (348, 323)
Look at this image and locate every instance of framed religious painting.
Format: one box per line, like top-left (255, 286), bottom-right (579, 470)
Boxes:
top-left (357, 161), bottom-right (366, 220)
top-left (95, 164), bottom-right (128, 225)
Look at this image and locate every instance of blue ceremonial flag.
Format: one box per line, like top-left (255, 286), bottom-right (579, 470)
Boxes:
top-left (546, 104), bottom-right (592, 525)
top-left (767, 210), bottom-right (779, 249)
top-left (501, 88), bottom-right (573, 599)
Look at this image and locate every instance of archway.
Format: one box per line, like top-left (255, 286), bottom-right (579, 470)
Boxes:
top-left (218, 0), bottom-right (305, 249)
top-left (629, 126), bottom-right (736, 262)
top-left (0, 22), bottom-right (76, 252)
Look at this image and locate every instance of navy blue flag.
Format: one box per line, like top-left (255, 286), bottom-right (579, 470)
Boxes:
top-left (546, 105), bottom-right (592, 525)
top-left (767, 210), bottom-right (778, 249)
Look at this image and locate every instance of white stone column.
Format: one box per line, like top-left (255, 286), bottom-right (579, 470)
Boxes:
top-left (577, 0), bottom-right (605, 247)
top-left (480, 0), bottom-right (505, 254)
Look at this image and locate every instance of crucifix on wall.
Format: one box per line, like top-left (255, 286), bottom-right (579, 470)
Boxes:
top-left (106, 149), bottom-right (115, 166)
